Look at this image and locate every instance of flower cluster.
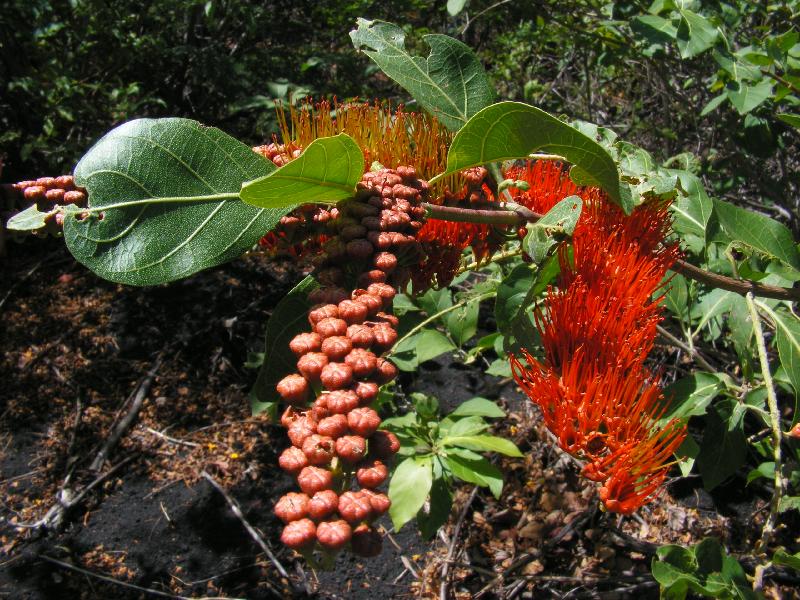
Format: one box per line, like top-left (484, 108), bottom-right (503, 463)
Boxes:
top-left (3, 175), bottom-right (88, 235)
top-left (274, 166), bottom-right (427, 556)
top-left (509, 162), bottom-right (686, 514)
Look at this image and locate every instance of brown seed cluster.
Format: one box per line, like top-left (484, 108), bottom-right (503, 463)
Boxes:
top-left (274, 166), bottom-right (427, 557)
top-left (2, 175), bottom-right (88, 234)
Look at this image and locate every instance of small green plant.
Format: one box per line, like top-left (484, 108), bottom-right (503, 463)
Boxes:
top-left (382, 393), bottom-right (521, 536)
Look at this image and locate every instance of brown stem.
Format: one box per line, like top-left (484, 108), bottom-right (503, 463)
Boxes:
top-left (422, 203), bottom-right (800, 301)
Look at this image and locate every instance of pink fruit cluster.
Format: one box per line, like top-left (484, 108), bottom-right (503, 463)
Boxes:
top-left (273, 166), bottom-right (428, 557)
top-left (3, 175), bottom-right (88, 234)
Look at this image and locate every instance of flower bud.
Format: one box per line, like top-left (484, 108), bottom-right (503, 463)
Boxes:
top-left (353, 381), bottom-right (379, 405)
top-left (276, 374), bottom-right (309, 405)
top-left (335, 435), bottom-right (367, 464)
top-left (326, 389), bottom-right (360, 414)
top-left (353, 292), bottom-right (383, 316)
top-left (346, 238), bottom-right (374, 260)
top-left (274, 492), bottom-right (310, 523)
top-left (344, 348), bottom-right (377, 378)
top-left (320, 362), bottom-right (353, 390)
top-left (280, 406), bottom-right (304, 428)
top-left (347, 407), bottom-right (381, 438)
top-left (314, 317), bottom-right (348, 338)
top-left (281, 518), bottom-right (316, 550)
top-left (366, 283), bottom-right (396, 305)
top-left (351, 524), bottom-right (383, 557)
top-left (337, 491), bottom-right (373, 523)
top-left (289, 332), bottom-right (322, 356)
top-left (374, 312), bottom-right (399, 328)
top-left (356, 459), bottom-right (388, 489)
top-left (302, 434), bottom-right (336, 465)
top-left (287, 417), bottom-right (317, 448)
top-left (308, 489), bottom-right (339, 520)
top-left (309, 304), bottom-right (339, 325)
top-left (297, 352), bottom-right (329, 382)
top-left (346, 324), bottom-right (375, 348)
top-left (278, 446), bottom-right (309, 475)
top-left (321, 336), bottom-right (353, 361)
top-left (297, 466), bottom-right (334, 495)
top-left (357, 270), bottom-right (387, 288)
top-left (55, 175), bottom-right (75, 189)
top-left (316, 519), bottom-right (352, 550)
top-left (369, 430), bottom-right (400, 460)
top-left (361, 489), bottom-right (391, 516)
top-left (373, 252), bottom-right (397, 273)
top-left (337, 299), bottom-right (369, 325)
top-left (317, 413), bottom-right (349, 438)
top-left (374, 357), bottom-right (398, 384)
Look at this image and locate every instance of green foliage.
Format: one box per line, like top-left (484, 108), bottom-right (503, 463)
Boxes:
top-left (240, 134), bottom-right (364, 208)
top-left (523, 195), bottom-right (582, 263)
top-left (383, 393), bottom-right (520, 533)
top-left (251, 275), bottom-right (320, 417)
top-left (652, 538), bottom-right (760, 600)
top-left (350, 18), bottom-right (495, 131)
top-left (65, 118), bottom-right (289, 285)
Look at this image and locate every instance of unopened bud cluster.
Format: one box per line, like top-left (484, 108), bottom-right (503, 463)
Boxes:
top-left (274, 166), bottom-right (428, 558)
top-left (3, 175), bottom-right (88, 234)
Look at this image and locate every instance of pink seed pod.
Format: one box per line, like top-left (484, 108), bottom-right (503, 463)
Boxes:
top-left (301, 434), bottom-right (336, 465)
top-left (278, 446), bottom-right (309, 475)
top-left (351, 524), bottom-right (383, 557)
top-left (36, 176), bottom-right (57, 189)
top-left (361, 489), bottom-right (392, 516)
top-left (308, 489), bottom-right (339, 520)
top-left (314, 317), bottom-right (348, 338)
top-left (317, 413), bottom-right (349, 438)
top-left (326, 288), bottom-right (350, 305)
top-left (321, 336), bottom-right (353, 361)
top-left (374, 357), bottom-right (398, 384)
top-left (316, 519), bottom-right (353, 550)
top-left (340, 224), bottom-right (368, 241)
top-left (344, 348), bottom-right (377, 378)
top-left (63, 190), bottom-right (87, 206)
top-left (280, 406), bottom-right (304, 428)
top-left (276, 374), bottom-right (310, 405)
top-left (357, 270), bottom-right (387, 288)
top-left (352, 292), bottom-right (383, 316)
top-left (367, 231), bottom-right (394, 250)
top-left (23, 185), bottom-right (46, 201)
top-left (287, 417), bottom-right (317, 448)
top-left (280, 518), bottom-right (317, 550)
top-left (297, 466), bottom-right (334, 495)
top-left (373, 252), bottom-right (398, 273)
top-left (297, 352), bottom-right (329, 382)
top-left (371, 325), bottom-right (398, 354)
top-left (335, 435), bottom-right (367, 464)
top-left (366, 283), bottom-right (396, 305)
top-left (346, 238), bottom-right (374, 260)
top-left (373, 312), bottom-right (399, 329)
top-left (361, 216), bottom-right (382, 231)
top-left (309, 304), bottom-right (339, 325)
top-left (289, 332), bottom-right (322, 356)
top-left (369, 430), bottom-right (401, 460)
top-left (310, 396), bottom-right (331, 421)
top-left (45, 188), bottom-right (65, 203)
top-left (356, 459), bottom-right (388, 488)
top-left (338, 491), bottom-right (373, 524)
top-left (344, 201), bottom-right (380, 218)
top-left (320, 362), bottom-right (353, 390)
top-left (347, 407), bottom-right (381, 438)
top-left (325, 390), bottom-right (360, 414)
top-left (353, 381), bottom-right (379, 405)
top-left (346, 324), bottom-right (375, 348)
top-left (274, 492), bottom-right (311, 523)
top-left (337, 300), bottom-right (368, 325)
top-left (54, 175), bottom-right (75, 189)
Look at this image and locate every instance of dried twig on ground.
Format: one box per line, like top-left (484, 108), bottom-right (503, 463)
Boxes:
top-left (440, 486), bottom-right (479, 600)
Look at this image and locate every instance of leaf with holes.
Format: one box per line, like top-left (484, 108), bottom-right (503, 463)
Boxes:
top-left (350, 19), bottom-right (494, 131)
top-left (434, 102), bottom-right (622, 208)
top-left (241, 134), bottom-right (364, 208)
top-left (65, 118), bottom-right (287, 286)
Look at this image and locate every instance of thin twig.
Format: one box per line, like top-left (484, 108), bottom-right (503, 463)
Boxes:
top-left (746, 292), bottom-right (784, 592)
top-left (38, 554), bottom-right (239, 600)
top-left (656, 324), bottom-right (718, 372)
top-left (145, 427), bottom-right (201, 448)
top-left (90, 355), bottom-right (163, 472)
top-left (440, 486), bottom-right (479, 600)
top-left (200, 471), bottom-right (292, 584)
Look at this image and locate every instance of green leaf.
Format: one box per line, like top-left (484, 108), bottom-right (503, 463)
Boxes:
top-left (494, 263), bottom-right (535, 334)
top-left (661, 372), bottom-right (725, 423)
top-left (65, 118), bottom-right (286, 286)
top-left (444, 453), bottom-right (503, 498)
top-left (726, 79), bottom-right (774, 115)
top-left (769, 308), bottom-right (800, 409)
top-left (446, 0), bottom-right (468, 16)
top-left (240, 134), bottom-right (364, 208)
top-left (450, 397), bottom-right (505, 418)
top-left (669, 170), bottom-right (713, 241)
top-left (696, 402), bottom-right (747, 491)
top-left (417, 476), bottom-right (453, 539)
top-left (349, 19), bottom-right (494, 131)
top-left (713, 199), bottom-right (800, 271)
top-left (523, 195), bottom-right (583, 263)
top-left (778, 496), bottom-right (800, 514)
top-left (445, 299), bottom-right (479, 346)
top-left (435, 102), bottom-right (622, 208)
top-left (443, 434), bottom-right (522, 457)
top-left (777, 113), bottom-right (800, 129)
top-left (700, 93), bottom-right (728, 117)
top-left (676, 435), bottom-right (700, 477)
top-left (251, 275), bottom-right (320, 415)
top-left (486, 358), bottom-right (512, 377)
top-left (662, 273), bottom-right (689, 319)
top-left (391, 329), bottom-right (456, 371)
top-left (746, 461), bottom-right (775, 485)
top-left (6, 204), bottom-right (49, 232)
top-left (630, 15), bottom-right (678, 43)
top-left (676, 9), bottom-right (718, 58)
top-left (446, 415), bottom-right (489, 437)
top-left (773, 549), bottom-right (800, 571)
top-left (388, 456), bottom-right (433, 531)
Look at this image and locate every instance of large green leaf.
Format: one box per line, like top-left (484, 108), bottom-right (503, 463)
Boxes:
top-left (713, 199), bottom-right (800, 271)
top-left (390, 329), bottom-right (456, 371)
top-left (444, 451), bottom-right (503, 498)
top-left (433, 102), bottom-right (622, 208)
top-left (669, 170), bottom-right (713, 241)
top-left (251, 275), bottom-right (320, 415)
top-left (676, 9), bottom-right (718, 58)
top-left (240, 134), bottom-right (364, 208)
top-left (696, 402), bottom-right (747, 491)
top-left (661, 372), bottom-right (725, 423)
top-left (65, 118), bottom-right (287, 286)
top-left (349, 19), bottom-right (494, 131)
top-left (630, 15), bottom-right (678, 44)
top-left (523, 196), bottom-right (583, 263)
top-left (6, 204), bottom-right (48, 232)
top-left (388, 456), bottom-right (433, 531)
top-left (758, 304), bottom-right (800, 415)
top-left (727, 79), bottom-right (774, 115)
top-left (442, 434), bottom-right (522, 457)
